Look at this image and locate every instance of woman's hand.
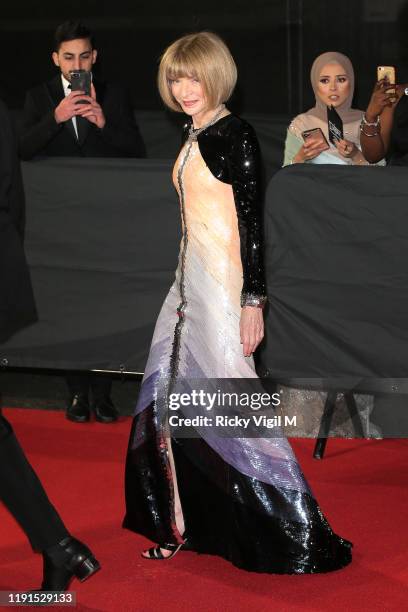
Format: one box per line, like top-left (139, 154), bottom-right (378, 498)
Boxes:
top-left (240, 306), bottom-right (264, 357)
top-left (366, 78), bottom-right (397, 121)
top-left (334, 138), bottom-right (357, 158)
top-left (293, 138), bottom-right (328, 163)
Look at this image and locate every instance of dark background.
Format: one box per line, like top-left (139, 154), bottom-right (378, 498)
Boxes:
top-left (2, 0), bottom-right (408, 115)
top-left (2, 0), bottom-right (408, 417)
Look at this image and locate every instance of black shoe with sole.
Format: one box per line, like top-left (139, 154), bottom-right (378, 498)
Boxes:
top-left (92, 397), bottom-right (118, 423)
top-left (40, 537), bottom-right (100, 591)
top-left (66, 393), bottom-right (90, 423)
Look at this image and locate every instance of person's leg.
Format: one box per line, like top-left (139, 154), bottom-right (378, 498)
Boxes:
top-left (141, 437), bottom-right (185, 559)
top-left (0, 414), bottom-right (69, 550)
top-left (90, 375), bottom-right (118, 423)
top-left (65, 373), bottom-right (91, 422)
top-left (89, 375), bottom-right (112, 400)
top-left (0, 412), bottom-right (100, 589)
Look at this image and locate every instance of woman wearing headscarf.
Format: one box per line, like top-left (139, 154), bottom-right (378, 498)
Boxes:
top-left (281, 53), bottom-right (380, 441)
top-left (283, 51), bottom-right (374, 166)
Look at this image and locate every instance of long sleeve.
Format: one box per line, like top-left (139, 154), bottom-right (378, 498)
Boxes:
top-left (283, 128), bottom-right (303, 166)
top-left (0, 103), bottom-right (15, 213)
top-left (227, 122), bottom-right (267, 307)
top-left (0, 99), bottom-right (37, 339)
top-left (19, 91), bottom-right (63, 161)
top-left (0, 101), bottom-right (25, 237)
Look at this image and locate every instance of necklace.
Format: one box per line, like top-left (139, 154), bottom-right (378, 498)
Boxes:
top-left (187, 104), bottom-right (225, 141)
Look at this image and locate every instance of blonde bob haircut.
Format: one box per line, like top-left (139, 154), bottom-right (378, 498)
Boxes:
top-left (158, 31), bottom-right (237, 112)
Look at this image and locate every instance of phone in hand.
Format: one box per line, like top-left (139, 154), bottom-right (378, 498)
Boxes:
top-left (301, 127), bottom-right (330, 150)
top-left (377, 65), bottom-right (396, 101)
top-left (69, 69), bottom-right (91, 103)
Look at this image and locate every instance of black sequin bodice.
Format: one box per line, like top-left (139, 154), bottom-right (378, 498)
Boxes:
top-left (182, 114), bottom-right (266, 306)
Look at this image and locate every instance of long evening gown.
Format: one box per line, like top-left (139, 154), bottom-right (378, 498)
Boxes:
top-left (124, 114), bottom-right (352, 573)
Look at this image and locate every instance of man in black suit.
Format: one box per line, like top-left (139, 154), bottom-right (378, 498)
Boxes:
top-left (20, 21), bottom-right (145, 160)
top-left (0, 98), bottom-right (100, 590)
top-left (20, 21), bottom-right (146, 424)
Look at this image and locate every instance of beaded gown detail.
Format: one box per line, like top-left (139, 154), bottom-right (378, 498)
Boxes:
top-left (124, 114), bottom-right (352, 573)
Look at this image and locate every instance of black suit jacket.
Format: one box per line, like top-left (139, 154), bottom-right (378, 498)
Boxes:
top-left (0, 99), bottom-right (37, 342)
top-left (19, 75), bottom-right (146, 160)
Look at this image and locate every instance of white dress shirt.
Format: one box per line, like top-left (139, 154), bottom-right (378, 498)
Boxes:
top-left (61, 74), bottom-right (79, 139)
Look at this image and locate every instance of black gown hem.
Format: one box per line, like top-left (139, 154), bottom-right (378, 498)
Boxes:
top-left (185, 544), bottom-right (352, 574)
top-left (122, 517), bottom-right (352, 574)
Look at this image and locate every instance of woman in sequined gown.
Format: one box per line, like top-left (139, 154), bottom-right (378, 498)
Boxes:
top-left (123, 32), bottom-right (352, 573)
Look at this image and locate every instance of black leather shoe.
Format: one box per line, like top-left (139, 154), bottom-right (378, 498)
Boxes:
top-left (40, 537), bottom-right (100, 591)
top-left (92, 397), bottom-right (118, 423)
top-left (66, 394), bottom-right (90, 423)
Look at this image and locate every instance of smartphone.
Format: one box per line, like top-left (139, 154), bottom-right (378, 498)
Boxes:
top-left (69, 69), bottom-right (91, 103)
top-left (377, 65), bottom-right (396, 101)
top-left (301, 127), bottom-right (329, 149)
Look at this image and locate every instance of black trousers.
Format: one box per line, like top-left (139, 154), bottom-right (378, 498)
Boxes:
top-left (66, 373), bottom-right (112, 400)
top-left (0, 412), bottom-right (69, 551)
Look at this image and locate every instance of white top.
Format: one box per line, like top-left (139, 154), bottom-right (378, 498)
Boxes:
top-left (61, 74), bottom-right (78, 139)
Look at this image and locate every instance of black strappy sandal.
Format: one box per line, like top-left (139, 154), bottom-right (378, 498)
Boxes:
top-left (142, 540), bottom-right (186, 560)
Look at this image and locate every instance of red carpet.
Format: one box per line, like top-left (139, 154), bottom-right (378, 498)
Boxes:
top-left (0, 407), bottom-right (407, 612)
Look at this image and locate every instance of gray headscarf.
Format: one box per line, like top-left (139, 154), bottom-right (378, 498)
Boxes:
top-left (307, 51), bottom-right (361, 126)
